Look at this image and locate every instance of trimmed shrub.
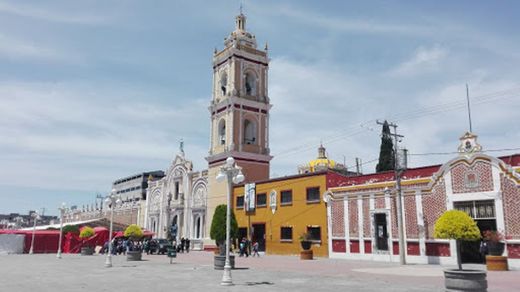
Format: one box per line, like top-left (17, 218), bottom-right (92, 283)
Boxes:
top-left (79, 226), bottom-right (95, 239)
top-left (210, 204), bottom-right (238, 250)
top-left (435, 210), bottom-right (480, 270)
top-left (124, 224), bottom-right (144, 240)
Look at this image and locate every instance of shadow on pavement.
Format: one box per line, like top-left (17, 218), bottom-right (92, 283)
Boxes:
top-left (245, 281), bottom-right (274, 286)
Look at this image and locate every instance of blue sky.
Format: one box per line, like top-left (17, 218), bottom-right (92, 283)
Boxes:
top-left (1, 0), bottom-right (519, 216)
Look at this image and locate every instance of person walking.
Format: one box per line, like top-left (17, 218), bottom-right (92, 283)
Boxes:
top-left (252, 241), bottom-right (260, 257)
top-left (180, 237), bottom-right (185, 253)
top-left (239, 238), bottom-right (245, 257)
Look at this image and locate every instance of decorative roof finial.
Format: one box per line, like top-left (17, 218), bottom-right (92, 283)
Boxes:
top-left (179, 138), bottom-right (184, 155)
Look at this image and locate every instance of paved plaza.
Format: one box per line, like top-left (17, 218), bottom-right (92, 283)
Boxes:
top-left (1, 252), bottom-right (518, 291)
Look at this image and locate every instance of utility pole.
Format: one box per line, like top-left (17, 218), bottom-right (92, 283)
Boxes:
top-left (355, 157), bottom-right (362, 174)
top-left (377, 120), bottom-right (406, 265)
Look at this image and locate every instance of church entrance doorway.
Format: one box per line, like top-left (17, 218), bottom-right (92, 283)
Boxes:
top-left (454, 200), bottom-right (496, 263)
top-left (252, 223), bottom-right (266, 252)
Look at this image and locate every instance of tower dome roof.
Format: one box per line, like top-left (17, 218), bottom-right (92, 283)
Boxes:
top-left (307, 144), bottom-right (336, 171)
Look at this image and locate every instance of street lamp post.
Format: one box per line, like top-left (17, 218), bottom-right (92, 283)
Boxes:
top-left (216, 157), bottom-right (245, 286)
top-left (105, 189), bottom-right (122, 268)
top-left (29, 212), bottom-right (40, 254)
top-left (57, 203), bottom-right (68, 259)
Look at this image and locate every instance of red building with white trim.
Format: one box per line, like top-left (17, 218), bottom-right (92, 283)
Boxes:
top-left (325, 132), bottom-right (520, 269)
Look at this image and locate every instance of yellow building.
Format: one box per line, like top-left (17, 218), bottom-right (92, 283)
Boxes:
top-left (232, 170), bottom-right (348, 257)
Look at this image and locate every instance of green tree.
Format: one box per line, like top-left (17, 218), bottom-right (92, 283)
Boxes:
top-left (434, 210), bottom-right (481, 270)
top-left (62, 225), bottom-right (80, 235)
top-left (210, 204), bottom-right (239, 254)
top-left (376, 120), bottom-right (395, 172)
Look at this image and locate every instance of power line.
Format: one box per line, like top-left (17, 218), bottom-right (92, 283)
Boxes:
top-left (408, 147), bottom-right (520, 156)
top-left (271, 86), bottom-right (520, 161)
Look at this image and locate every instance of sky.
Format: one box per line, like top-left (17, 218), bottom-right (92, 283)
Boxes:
top-left (1, 0), bottom-right (519, 216)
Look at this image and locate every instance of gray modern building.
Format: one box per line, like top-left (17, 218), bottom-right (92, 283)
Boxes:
top-left (113, 171), bottom-right (165, 202)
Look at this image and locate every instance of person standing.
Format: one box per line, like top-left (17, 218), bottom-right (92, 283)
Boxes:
top-left (180, 237), bottom-right (185, 253)
top-left (185, 238), bottom-right (190, 253)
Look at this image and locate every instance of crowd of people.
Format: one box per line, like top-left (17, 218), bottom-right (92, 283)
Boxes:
top-left (99, 236), bottom-right (262, 257)
top-left (100, 237), bottom-right (142, 255)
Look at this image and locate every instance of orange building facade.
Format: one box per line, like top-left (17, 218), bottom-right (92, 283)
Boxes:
top-left (232, 170), bottom-right (348, 257)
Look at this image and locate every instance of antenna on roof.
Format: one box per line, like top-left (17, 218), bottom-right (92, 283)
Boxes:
top-left (466, 84), bottom-right (473, 133)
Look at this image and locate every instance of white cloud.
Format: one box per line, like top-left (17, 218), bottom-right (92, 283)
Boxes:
top-left (251, 2), bottom-right (433, 37)
top-left (389, 45), bottom-right (448, 76)
top-left (0, 2), bottom-right (109, 25)
top-left (0, 33), bottom-right (77, 61)
top-left (0, 81), bottom-right (209, 191)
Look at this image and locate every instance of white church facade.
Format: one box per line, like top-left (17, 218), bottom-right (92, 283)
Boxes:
top-left (144, 145), bottom-right (208, 250)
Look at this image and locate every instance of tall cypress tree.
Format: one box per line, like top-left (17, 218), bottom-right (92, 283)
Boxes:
top-left (376, 120), bottom-right (395, 172)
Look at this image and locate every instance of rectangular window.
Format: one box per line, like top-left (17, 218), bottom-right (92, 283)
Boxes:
top-left (256, 193), bottom-right (267, 207)
top-left (280, 190), bottom-right (292, 205)
top-left (236, 196), bottom-right (244, 209)
top-left (306, 226), bottom-right (321, 242)
top-left (280, 227), bottom-right (293, 241)
top-left (306, 187), bottom-right (320, 203)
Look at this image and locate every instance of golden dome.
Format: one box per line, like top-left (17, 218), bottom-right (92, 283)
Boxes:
top-left (307, 144), bottom-right (336, 172)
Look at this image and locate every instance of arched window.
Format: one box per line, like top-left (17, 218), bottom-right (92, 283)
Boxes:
top-left (220, 72), bottom-right (227, 96)
top-left (244, 119), bottom-right (256, 145)
top-left (218, 119), bottom-right (226, 145)
top-left (174, 181), bottom-right (179, 200)
top-left (244, 72), bottom-right (256, 96)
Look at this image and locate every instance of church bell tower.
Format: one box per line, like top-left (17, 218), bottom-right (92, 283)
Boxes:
top-left (205, 12), bottom-right (272, 242)
top-left (207, 12), bottom-right (272, 180)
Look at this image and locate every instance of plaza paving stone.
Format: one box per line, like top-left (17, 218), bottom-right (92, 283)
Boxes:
top-left (1, 252), bottom-right (518, 291)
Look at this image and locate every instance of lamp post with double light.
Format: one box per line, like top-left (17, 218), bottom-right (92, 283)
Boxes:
top-left (105, 189), bottom-right (121, 268)
top-left (216, 157), bottom-right (245, 286)
top-left (29, 212), bottom-right (40, 254)
top-left (57, 203), bottom-right (68, 259)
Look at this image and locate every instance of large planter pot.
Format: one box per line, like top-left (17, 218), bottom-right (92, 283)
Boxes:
top-left (487, 242), bottom-right (505, 256)
top-left (127, 250), bottom-right (142, 261)
top-left (444, 269), bottom-right (487, 292)
top-left (214, 255), bottom-right (235, 270)
top-left (486, 255), bottom-right (508, 271)
top-left (300, 249), bottom-right (313, 260)
top-left (300, 240), bottom-right (312, 250)
top-left (80, 247), bottom-right (94, 256)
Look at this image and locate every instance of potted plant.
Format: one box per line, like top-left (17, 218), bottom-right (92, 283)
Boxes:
top-left (483, 230), bottom-right (505, 255)
top-left (434, 210), bottom-right (486, 291)
top-left (79, 226), bottom-right (95, 255)
top-left (299, 232), bottom-right (312, 250)
top-left (124, 224), bottom-right (144, 261)
top-left (210, 204), bottom-right (238, 270)
top-left (299, 231), bottom-right (313, 260)
top-left (482, 230), bottom-right (508, 271)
